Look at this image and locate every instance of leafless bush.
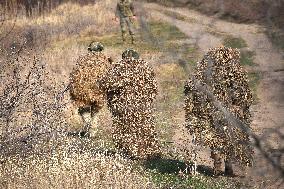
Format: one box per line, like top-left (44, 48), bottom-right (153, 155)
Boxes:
top-left (0, 33), bottom-right (68, 159)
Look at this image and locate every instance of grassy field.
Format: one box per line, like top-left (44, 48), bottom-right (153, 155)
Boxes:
top-left (0, 1), bottom-right (260, 188)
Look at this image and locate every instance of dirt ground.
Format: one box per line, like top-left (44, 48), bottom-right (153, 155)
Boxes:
top-left (144, 3), bottom-right (284, 188)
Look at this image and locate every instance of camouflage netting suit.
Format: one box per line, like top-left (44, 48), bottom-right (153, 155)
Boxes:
top-left (69, 42), bottom-right (112, 136)
top-left (184, 46), bottom-right (253, 175)
top-left (99, 50), bottom-right (160, 159)
top-left (116, 0), bottom-right (136, 44)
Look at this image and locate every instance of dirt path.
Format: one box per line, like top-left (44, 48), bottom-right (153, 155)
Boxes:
top-left (144, 3), bottom-right (284, 188)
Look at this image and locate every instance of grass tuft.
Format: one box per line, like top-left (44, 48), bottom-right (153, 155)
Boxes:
top-left (223, 36), bottom-right (247, 49)
top-left (240, 50), bottom-right (256, 66)
top-left (248, 71), bottom-right (261, 103)
top-left (147, 21), bottom-right (188, 41)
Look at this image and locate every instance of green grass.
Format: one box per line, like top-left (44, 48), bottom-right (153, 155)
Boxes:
top-left (184, 46), bottom-right (199, 68)
top-left (86, 34), bottom-right (123, 48)
top-left (144, 158), bottom-right (187, 174)
top-left (222, 35), bottom-right (256, 66)
top-left (161, 9), bottom-right (196, 23)
top-left (155, 63), bottom-right (187, 141)
top-left (149, 172), bottom-right (211, 189)
top-left (240, 50), bottom-right (255, 66)
top-left (146, 21), bottom-right (188, 41)
top-left (63, 21), bottom-right (189, 54)
top-left (223, 36), bottom-right (247, 49)
top-left (158, 80), bottom-right (184, 107)
top-left (248, 71), bottom-right (261, 103)
top-left (143, 159), bottom-right (240, 189)
top-left (51, 21), bottom-right (192, 57)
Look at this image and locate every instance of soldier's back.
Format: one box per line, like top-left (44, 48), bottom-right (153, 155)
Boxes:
top-left (184, 46), bottom-right (253, 166)
top-left (69, 52), bottom-right (112, 107)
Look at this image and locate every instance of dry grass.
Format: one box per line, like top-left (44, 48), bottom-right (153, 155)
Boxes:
top-left (13, 0), bottom-right (118, 39)
top-left (0, 1), bottom-right (248, 188)
top-left (0, 137), bottom-right (155, 189)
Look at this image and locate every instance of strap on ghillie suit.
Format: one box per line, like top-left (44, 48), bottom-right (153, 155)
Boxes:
top-left (99, 56), bottom-right (160, 159)
top-left (184, 46), bottom-right (253, 166)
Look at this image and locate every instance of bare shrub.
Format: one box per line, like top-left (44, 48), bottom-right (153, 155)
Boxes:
top-left (0, 32), bottom-right (68, 159)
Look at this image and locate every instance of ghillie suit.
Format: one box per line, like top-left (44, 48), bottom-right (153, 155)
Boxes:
top-left (184, 46), bottom-right (253, 176)
top-left (99, 49), bottom-right (160, 159)
top-left (69, 42), bottom-right (112, 137)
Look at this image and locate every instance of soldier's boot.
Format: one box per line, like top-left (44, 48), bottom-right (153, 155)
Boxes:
top-left (89, 107), bottom-right (99, 137)
top-left (211, 151), bottom-right (223, 176)
top-left (80, 124), bottom-right (91, 137)
top-left (224, 159), bottom-right (234, 176)
top-left (78, 107), bottom-right (92, 137)
top-left (213, 159), bottom-right (223, 176)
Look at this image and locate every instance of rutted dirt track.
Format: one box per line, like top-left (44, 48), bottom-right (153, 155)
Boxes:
top-left (144, 3), bottom-right (284, 188)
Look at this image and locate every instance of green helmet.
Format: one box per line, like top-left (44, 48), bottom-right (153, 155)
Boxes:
top-left (88, 41), bottom-right (104, 52)
top-left (122, 49), bottom-right (139, 60)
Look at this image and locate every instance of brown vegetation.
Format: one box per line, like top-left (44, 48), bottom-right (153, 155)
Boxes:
top-left (0, 0), bottom-right (98, 17)
top-left (0, 0), bottom-right (283, 188)
top-left (0, 1), bottom-right (156, 188)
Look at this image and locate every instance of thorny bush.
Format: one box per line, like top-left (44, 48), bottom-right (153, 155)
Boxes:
top-left (0, 36), bottom-right (68, 157)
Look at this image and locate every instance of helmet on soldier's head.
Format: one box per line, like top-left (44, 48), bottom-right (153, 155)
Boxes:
top-left (88, 41), bottom-right (104, 52)
top-left (122, 49), bottom-right (139, 60)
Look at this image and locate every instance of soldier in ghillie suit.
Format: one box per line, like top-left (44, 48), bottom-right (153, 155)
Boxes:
top-left (184, 46), bottom-right (253, 176)
top-left (99, 49), bottom-right (160, 159)
top-left (69, 41), bottom-right (113, 137)
top-left (115, 0), bottom-right (136, 44)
